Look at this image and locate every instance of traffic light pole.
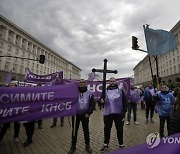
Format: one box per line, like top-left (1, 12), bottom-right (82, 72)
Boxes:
top-left (0, 55), bottom-right (45, 64)
top-left (0, 55), bottom-right (39, 61)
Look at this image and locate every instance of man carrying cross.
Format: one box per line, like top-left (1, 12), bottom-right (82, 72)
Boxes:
top-left (100, 77), bottom-right (127, 152)
top-left (92, 59), bottom-right (127, 151)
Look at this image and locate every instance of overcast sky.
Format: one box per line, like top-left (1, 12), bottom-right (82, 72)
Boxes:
top-left (0, 0), bottom-right (179, 79)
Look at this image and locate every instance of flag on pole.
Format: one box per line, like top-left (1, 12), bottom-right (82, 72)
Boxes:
top-left (144, 27), bottom-right (176, 55)
top-left (87, 72), bottom-right (96, 81)
top-left (5, 69), bottom-right (12, 85)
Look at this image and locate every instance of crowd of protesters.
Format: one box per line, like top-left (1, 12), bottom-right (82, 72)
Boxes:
top-left (0, 78), bottom-right (180, 154)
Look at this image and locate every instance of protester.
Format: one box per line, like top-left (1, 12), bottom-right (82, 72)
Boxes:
top-left (37, 120), bottom-right (43, 129)
top-left (170, 87), bottom-right (180, 135)
top-left (37, 83), bottom-right (43, 129)
top-left (143, 82), bottom-right (156, 123)
top-left (100, 77), bottom-right (127, 152)
top-left (0, 82), bottom-right (20, 143)
top-left (22, 84), bottom-right (36, 147)
top-left (23, 121), bottom-right (35, 147)
top-left (68, 79), bottom-right (95, 154)
top-left (50, 117), bottom-right (64, 128)
top-left (126, 85), bottom-right (140, 125)
top-left (154, 85), bottom-right (174, 138)
top-left (139, 88), bottom-right (145, 110)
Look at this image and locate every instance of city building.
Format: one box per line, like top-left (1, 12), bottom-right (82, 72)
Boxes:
top-left (133, 21), bottom-right (180, 86)
top-left (0, 15), bottom-right (81, 84)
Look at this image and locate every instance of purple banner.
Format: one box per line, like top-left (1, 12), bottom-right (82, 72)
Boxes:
top-left (109, 133), bottom-right (180, 154)
top-left (24, 67), bottom-right (63, 83)
top-left (87, 78), bottom-right (130, 100)
top-left (0, 82), bottom-right (78, 123)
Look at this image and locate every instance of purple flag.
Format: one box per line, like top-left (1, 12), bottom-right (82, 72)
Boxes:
top-left (87, 72), bottom-right (96, 81)
top-left (24, 67), bottom-right (63, 84)
top-left (0, 82), bottom-right (78, 123)
top-left (5, 69), bottom-right (12, 85)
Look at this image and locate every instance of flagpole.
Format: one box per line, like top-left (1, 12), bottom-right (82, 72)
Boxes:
top-left (143, 25), bottom-right (157, 90)
top-left (148, 56), bottom-right (154, 82)
top-left (154, 56), bottom-right (160, 89)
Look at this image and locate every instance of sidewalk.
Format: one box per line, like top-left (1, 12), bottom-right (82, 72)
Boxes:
top-left (0, 105), bottom-right (161, 154)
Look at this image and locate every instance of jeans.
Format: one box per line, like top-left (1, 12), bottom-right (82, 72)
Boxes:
top-left (127, 102), bottom-right (137, 122)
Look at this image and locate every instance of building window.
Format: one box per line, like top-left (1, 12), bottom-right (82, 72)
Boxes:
top-left (21, 59), bottom-right (24, 64)
top-left (169, 52), bottom-right (171, 58)
top-left (22, 51), bottom-right (25, 57)
top-left (0, 42), bottom-right (3, 48)
top-left (20, 69), bottom-right (23, 74)
top-left (5, 62), bottom-right (10, 70)
top-left (14, 57), bottom-right (18, 62)
top-left (173, 58), bottom-right (175, 64)
top-left (8, 45), bottom-right (12, 51)
top-left (13, 64), bottom-right (17, 72)
top-left (174, 66), bottom-right (176, 74)
top-left (27, 61), bottom-right (30, 66)
top-left (15, 35), bottom-right (19, 45)
top-left (170, 67), bottom-right (172, 75)
top-left (16, 49), bottom-right (19, 55)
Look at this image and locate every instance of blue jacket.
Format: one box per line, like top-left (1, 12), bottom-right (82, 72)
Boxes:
top-left (143, 87), bottom-right (156, 103)
top-left (156, 92), bottom-right (174, 116)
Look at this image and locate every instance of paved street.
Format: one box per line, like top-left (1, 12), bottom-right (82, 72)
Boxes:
top-left (0, 105), bottom-right (162, 154)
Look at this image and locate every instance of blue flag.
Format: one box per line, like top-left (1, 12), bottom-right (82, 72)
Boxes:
top-left (144, 27), bottom-right (176, 55)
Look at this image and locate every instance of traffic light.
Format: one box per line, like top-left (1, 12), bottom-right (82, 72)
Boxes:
top-left (39, 55), bottom-right (45, 64)
top-left (132, 36), bottom-right (139, 50)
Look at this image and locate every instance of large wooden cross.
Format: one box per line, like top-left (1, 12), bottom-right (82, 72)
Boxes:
top-left (92, 59), bottom-right (118, 100)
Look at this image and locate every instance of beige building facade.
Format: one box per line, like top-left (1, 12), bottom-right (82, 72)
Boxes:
top-left (0, 15), bottom-right (81, 84)
top-left (133, 21), bottom-right (180, 85)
